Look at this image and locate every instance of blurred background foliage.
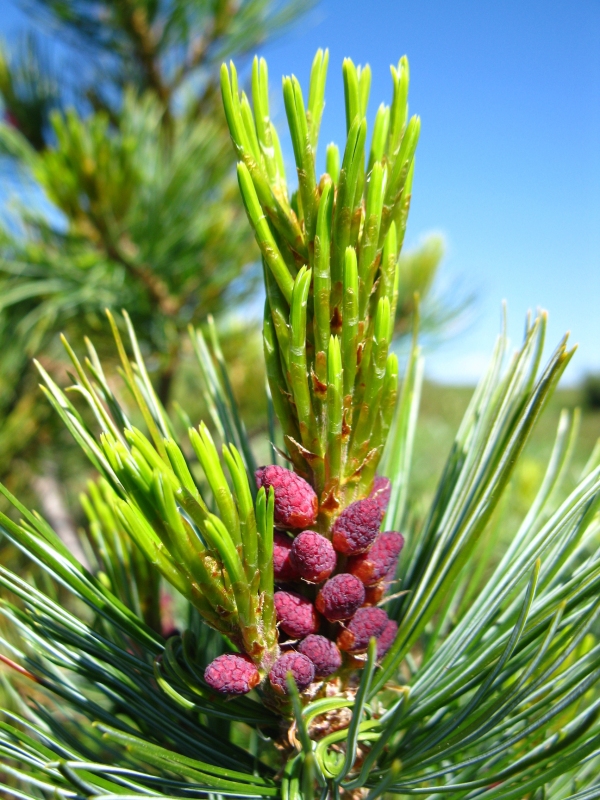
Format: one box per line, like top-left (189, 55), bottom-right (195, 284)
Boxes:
top-left (582, 373), bottom-right (600, 411)
top-left (0, 0), bottom-right (304, 525)
top-left (0, 0), bottom-right (459, 543)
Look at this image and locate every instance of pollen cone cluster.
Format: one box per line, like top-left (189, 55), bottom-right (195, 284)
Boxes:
top-left (205, 468), bottom-right (404, 695)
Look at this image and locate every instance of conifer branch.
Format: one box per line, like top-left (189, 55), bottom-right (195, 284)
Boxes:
top-left (1, 49), bottom-right (599, 800)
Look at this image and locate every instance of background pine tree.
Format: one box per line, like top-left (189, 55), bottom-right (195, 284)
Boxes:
top-left (0, 0), bottom-right (305, 525)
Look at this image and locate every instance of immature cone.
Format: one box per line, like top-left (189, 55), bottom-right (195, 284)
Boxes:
top-left (204, 654), bottom-right (260, 695)
top-left (332, 498), bottom-right (384, 555)
top-left (316, 574), bottom-right (365, 621)
top-left (273, 531), bottom-right (300, 582)
top-left (337, 607), bottom-right (389, 653)
top-left (348, 532), bottom-right (405, 585)
top-left (274, 590), bottom-right (320, 638)
top-left (269, 651), bottom-right (315, 694)
top-left (291, 531), bottom-right (336, 583)
top-left (298, 634), bottom-right (342, 678)
top-left (255, 465), bottom-right (318, 529)
top-left (370, 476), bottom-right (392, 512)
top-left (376, 619), bottom-right (399, 658)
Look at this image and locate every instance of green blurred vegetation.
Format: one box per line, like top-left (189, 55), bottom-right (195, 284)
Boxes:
top-left (582, 373), bottom-right (600, 410)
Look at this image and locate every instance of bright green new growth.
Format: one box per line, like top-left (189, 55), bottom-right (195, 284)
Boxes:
top-left (222, 52), bottom-right (417, 519)
top-left (1, 52), bottom-right (600, 800)
top-left (34, 311), bottom-right (279, 672)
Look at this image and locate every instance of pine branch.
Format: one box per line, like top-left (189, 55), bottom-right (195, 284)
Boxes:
top-left (1, 50), bottom-right (600, 800)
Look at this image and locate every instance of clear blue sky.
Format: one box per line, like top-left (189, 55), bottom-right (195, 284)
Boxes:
top-left (3, 0), bottom-right (600, 384)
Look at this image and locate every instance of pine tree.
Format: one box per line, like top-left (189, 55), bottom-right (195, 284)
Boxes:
top-left (3, 50), bottom-right (599, 799)
top-left (0, 0), bottom-right (302, 507)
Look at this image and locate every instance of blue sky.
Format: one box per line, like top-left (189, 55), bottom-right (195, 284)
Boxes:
top-left (3, 0), bottom-right (600, 384)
